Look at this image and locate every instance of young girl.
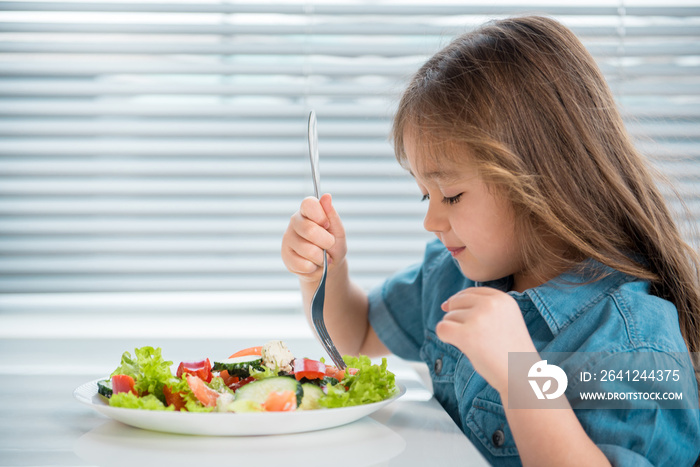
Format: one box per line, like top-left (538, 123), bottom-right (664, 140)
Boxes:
top-left (281, 16), bottom-right (700, 466)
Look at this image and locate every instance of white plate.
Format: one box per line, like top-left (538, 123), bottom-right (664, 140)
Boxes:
top-left (74, 378), bottom-right (405, 436)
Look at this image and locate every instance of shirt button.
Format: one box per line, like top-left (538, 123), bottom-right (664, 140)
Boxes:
top-left (492, 429), bottom-right (505, 448)
top-left (434, 358), bottom-right (443, 375)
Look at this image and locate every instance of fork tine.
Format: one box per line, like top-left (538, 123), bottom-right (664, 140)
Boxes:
top-left (310, 252), bottom-right (347, 369)
top-left (313, 317), bottom-right (345, 366)
top-left (313, 311), bottom-right (347, 369)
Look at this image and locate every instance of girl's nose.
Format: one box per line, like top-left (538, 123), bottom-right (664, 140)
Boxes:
top-left (423, 200), bottom-right (449, 233)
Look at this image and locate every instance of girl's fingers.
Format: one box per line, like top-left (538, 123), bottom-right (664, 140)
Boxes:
top-left (282, 222), bottom-right (324, 277)
top-left (291, 211), bottom-right (335, 251)
top-left (319, 193), bottom-right (346, 239)
top-left (441, 286), bottom-right (500, 311)
top-left (281, 230), bottom-right (324, 275)
top-left (299, 196), bottom-right (330, 230)
top-left (435, 319), bottom-right (464, 345)
top-left (440, 308), bottom-right (470, 325)
top-left (284, 247), bottom-right (320, 275)
top-left (441, 290), bottom-right (475, 312)
top-left (282, 194), bottom-right (347, 279)
top-left (289, 235), bottom-right (326, 268)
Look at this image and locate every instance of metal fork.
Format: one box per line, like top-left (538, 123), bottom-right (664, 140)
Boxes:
top-left (307, 110), bottom-right (347, 370)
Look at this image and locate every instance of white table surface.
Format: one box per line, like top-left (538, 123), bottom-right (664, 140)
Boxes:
top-left (0, 308), bottom-right (490, 467)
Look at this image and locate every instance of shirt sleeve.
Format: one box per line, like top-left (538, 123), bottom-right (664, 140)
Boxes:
top-left (368, 261), bottom-right (425, 361)
top-left (367, 239), bottom-right (452, 361)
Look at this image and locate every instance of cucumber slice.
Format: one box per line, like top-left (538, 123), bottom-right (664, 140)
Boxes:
top-left (234, 376), bottom-right (303, 407)
top-left (299, 383), bottom-right (325, 410)
top-left (97, 379), bottom-right (113, 398)
top-left (212, 355), bottom-right (264, 377)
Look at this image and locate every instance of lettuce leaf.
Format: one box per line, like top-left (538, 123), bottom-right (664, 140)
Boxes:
top-left (207, 376), bottom-right (234, 395)
top-left (319, 355), bottom-right (397, 408)
top-left (215, 393), bottom-right (263, 413)
top-left (163, 374), bottom-right (214, 412)
top-left (109, 392), bottom-right (174, 411)
top-left (249, 364), bottom-right (279, 380)
top-left (183, 396), bottom-right (215, 413)
top-left (108, 347), bottom-right (222, 412)
top-left (110, 346), bottom-right (179, 403)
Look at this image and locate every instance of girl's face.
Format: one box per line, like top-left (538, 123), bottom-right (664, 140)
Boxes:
top-left (404, 133), bottom-right (532, 292)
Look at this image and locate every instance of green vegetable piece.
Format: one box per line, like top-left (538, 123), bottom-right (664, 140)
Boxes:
top-left (234, 376), bottom-right (303, 407)
top-left (299, 383), bottom-right (325, 410)
top-left (212, 355), bottom-right (264, 377)
top-left (97, 379), bottom-right (113, 399)
top-left (110, 346), bottom-right (179, 404)
top-left (319, 356), bottom-right (397, 408)
top-left (109, 392), bottom-right (175, 411)
top-left (228, 399), bottom-right (263, 413)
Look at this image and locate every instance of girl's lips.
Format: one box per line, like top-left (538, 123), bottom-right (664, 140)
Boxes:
top-left (447, 246), bottom-right (465, 257)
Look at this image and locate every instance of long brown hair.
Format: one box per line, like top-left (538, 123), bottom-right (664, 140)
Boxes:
top-left (392, 16), bottom-right (700, 355)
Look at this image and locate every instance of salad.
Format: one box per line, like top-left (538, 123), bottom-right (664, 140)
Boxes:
top-left (97, 340), bottom-right (398, 413)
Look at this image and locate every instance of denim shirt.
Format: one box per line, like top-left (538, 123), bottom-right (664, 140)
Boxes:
top-left (368, 239), bottom-right (700, 466)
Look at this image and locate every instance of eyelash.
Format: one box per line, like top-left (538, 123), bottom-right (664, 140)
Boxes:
top-left (443, 193), bottom-right (463, 205)
top-left (420, 193), bottom-right (463, 205)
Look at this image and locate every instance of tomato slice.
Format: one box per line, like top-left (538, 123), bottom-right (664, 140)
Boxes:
top-left (228, 346), bottom-right (263, 359)
top-left (219, 370), bottom-right (240, 389)
top-left (176, 358), bottom-right (212, 383)
top-left (324, 365), bottom-right (345, 381)
top-left (263, 390), bottom-right (297, 412)
top-left (163, 385), bottom-right (186, 411)
top-left (111, 374), bottom-right (137, 395)
top-left (293, 358), bottom-right (326, 381)
top-left (185, 374), bottom-right (219, 407)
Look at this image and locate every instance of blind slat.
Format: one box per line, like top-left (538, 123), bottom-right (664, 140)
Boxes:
top-left (0, 61), bottom-right (421, 76)
top-left (2, 139), bottom-right (697, 158)
top-left (0, 158), bottom-right (401, 175)
top-left (0, 236), bottom-right (427, 253)
top-left (0, 179), bottom-right (417, 196)
top-left (0, 120), bottom-right (393, 137)
top-left (0, 101), bottom-right (697, 119)
top-left (3, 119), bottom-right (697, 138)
top-left (0, 255), bottom-right (431, 273)
top-left (0, 218), bottom-right (427, 235)
top-left (1, 2), bottom-right (697, 17)
top-left (2, 80), bottom-right (697, 97)
top-left (0, 102), bottom-right (393, 117)
top-left (3, 177), bottom-right (698, 197)
top-left (3, 22), bottom-right (699, 37)
top-left (0, 81), bottom-right (398, 96)
top-left (0, 41), bottom-right (442, 56)
top-left (3, 61), bottom-right (698, 78)
top-left (2, 40), bottom-right (698, 57)
top-left (0, 139), bottom-right (391, 157)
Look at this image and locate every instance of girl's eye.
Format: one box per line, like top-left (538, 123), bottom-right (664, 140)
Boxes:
top-left (421, 193), bottom-right (429, 202)
top-left (442, 193), bottom-right (463, 205)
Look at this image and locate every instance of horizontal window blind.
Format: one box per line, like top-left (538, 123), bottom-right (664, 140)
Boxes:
top-left (0, 1), bottom-right (698, 309)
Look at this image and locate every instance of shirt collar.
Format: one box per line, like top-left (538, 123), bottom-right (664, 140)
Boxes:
top-left (477, 260), bottom-right (634, 337)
